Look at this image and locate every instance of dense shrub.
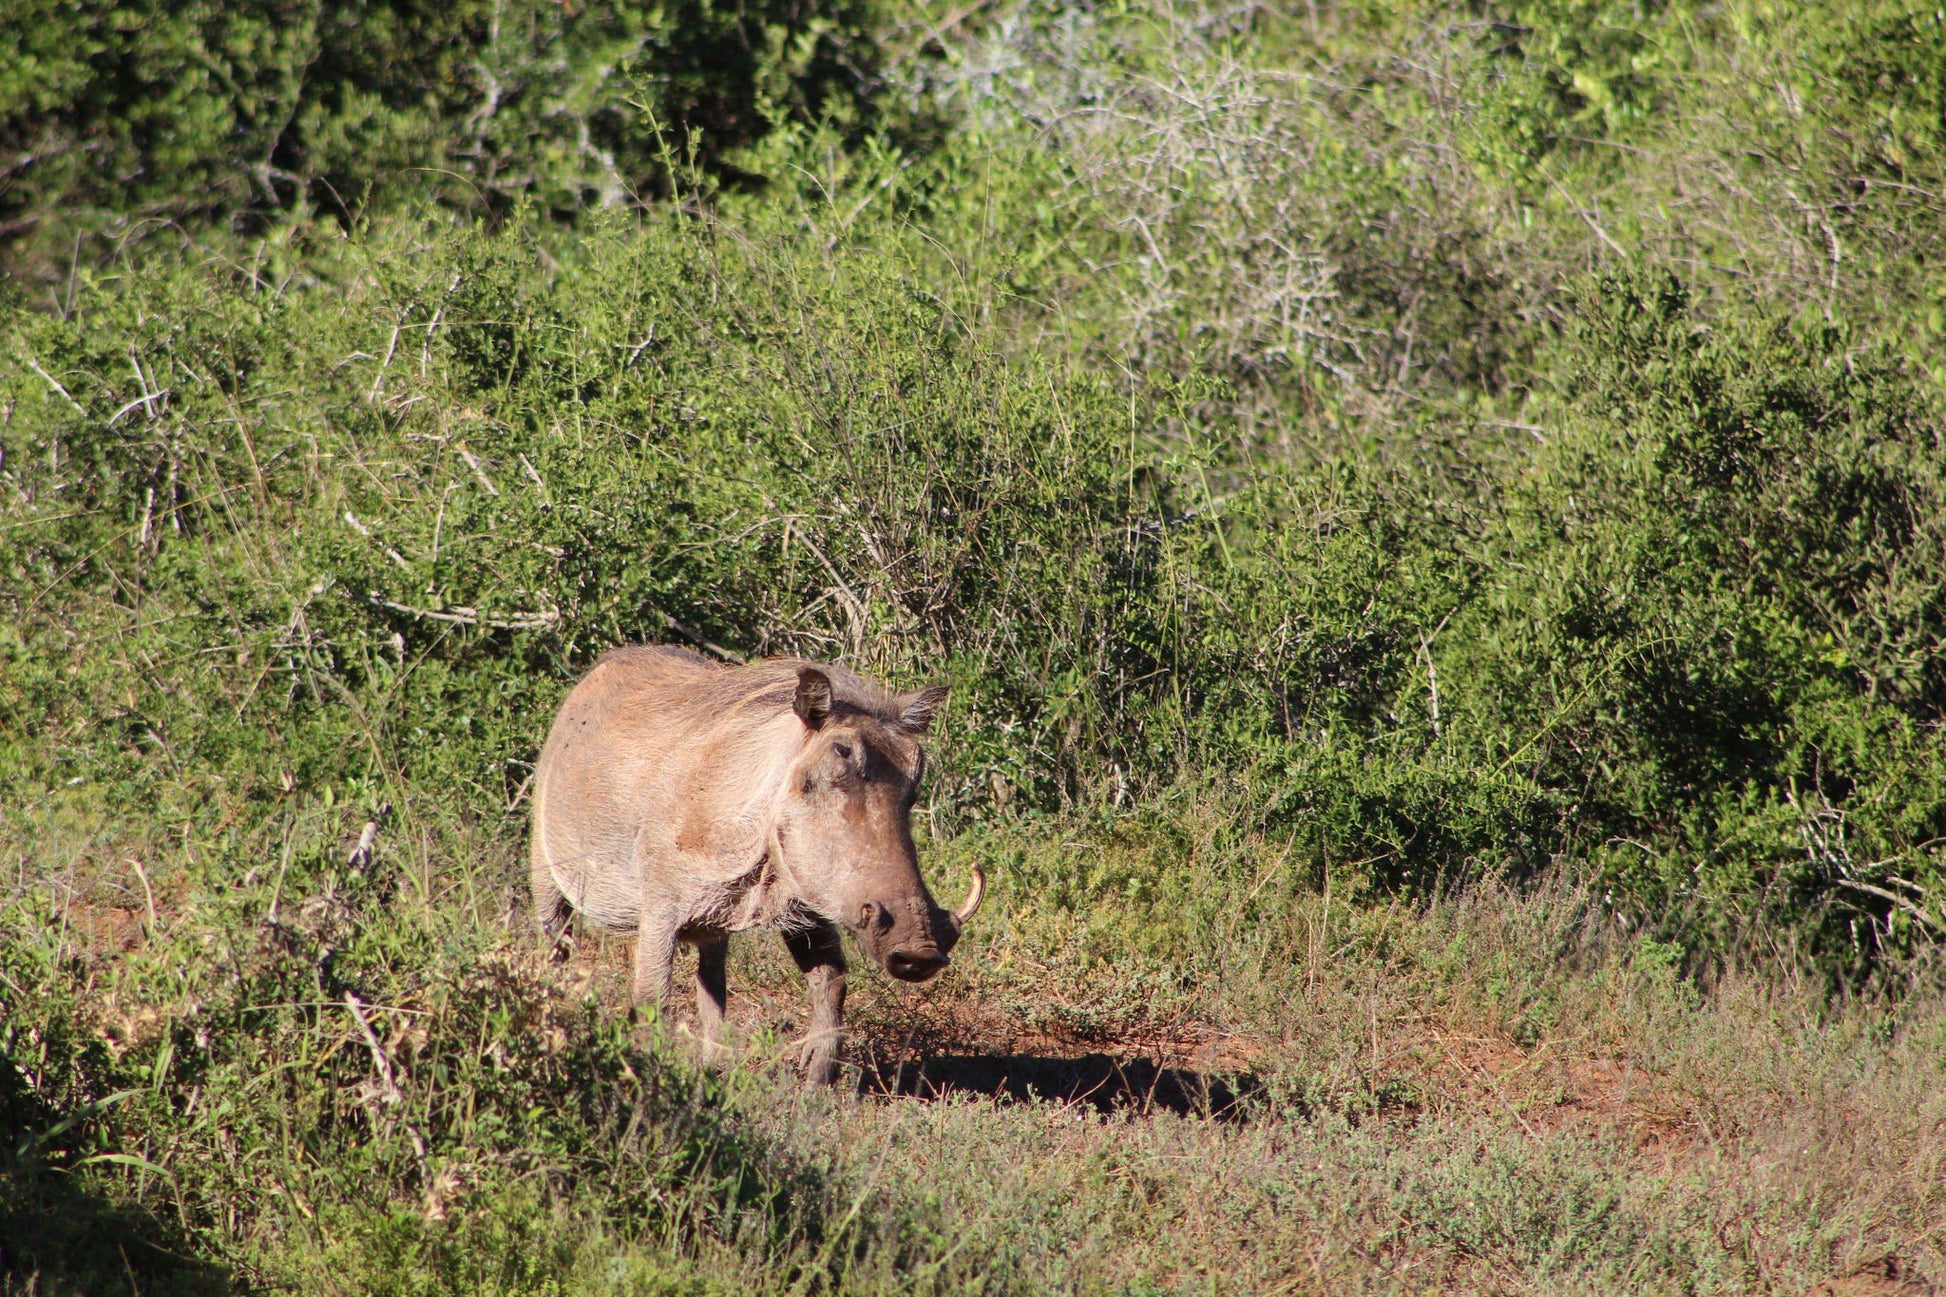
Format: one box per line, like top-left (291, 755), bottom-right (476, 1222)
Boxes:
top-left (1, 214), bottom-right (1185, 815)
top-left (1456, 272), bottom-right (1946, 965)
top-left (0, 0), bottom-right (892, 277)
top-left (9, 215), bottom-right (1946, 967)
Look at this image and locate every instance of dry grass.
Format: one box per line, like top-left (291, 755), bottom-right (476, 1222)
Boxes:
top-left (516, 867), bottom-right (1946, 1293)
top-left (6, 772), bottom-right (1942, 1292)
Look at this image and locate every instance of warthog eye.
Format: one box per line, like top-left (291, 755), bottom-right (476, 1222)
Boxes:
top-left (833, 741), bottom-right (854, 762)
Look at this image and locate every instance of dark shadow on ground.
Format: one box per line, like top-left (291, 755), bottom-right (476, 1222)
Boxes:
top-left (1, 1057), bottom-right (232, 1296)
top-left (859, 1051), bottom-right (1266, 1120)
top-left (0, 1180), bottom-right (231, 1297)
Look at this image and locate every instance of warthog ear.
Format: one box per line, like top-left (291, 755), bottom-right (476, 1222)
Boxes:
top-left (794, 667), bottom-right (833, 730)
top-left (897, 685), bottom-right (950, 734)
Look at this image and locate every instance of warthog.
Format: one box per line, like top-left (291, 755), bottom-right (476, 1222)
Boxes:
top-left (530, 645), bottom-right (983, 1083)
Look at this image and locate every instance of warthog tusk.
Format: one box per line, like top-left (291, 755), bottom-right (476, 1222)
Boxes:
top-left (951, 867), bottom-right (986, 928)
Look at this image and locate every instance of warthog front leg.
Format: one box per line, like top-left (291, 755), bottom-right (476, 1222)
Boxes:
top-left (784, 919), bottom-right (847, 1087)
top-left (693, 935), bottom-right (729, 1067)
top-left (631, 908), bottom-right (681, 1020)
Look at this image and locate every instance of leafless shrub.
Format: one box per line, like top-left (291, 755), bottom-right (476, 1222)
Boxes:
top-left (908, 2), bottom-right (1563, 448)
top-left (927, 5), bottom-right (1347, 378)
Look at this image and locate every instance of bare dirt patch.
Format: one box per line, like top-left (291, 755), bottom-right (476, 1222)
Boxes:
top-left (1811, 1256), bottom-right (1938, 1296)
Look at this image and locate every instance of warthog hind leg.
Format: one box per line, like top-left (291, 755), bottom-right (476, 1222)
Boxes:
top-left (785, 919), bottom-right (847, 1087)
top-left (531, 867), bottom-right (574, 962)
top-left (694, 935), bottom-right (729, 1067)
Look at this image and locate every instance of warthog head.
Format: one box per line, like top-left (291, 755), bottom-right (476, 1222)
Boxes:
top-left (772, 666), bottom-right (984, 982)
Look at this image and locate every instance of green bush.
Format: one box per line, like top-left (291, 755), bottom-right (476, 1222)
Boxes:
top-left (1456, 271), bottom-right (1946, 966)
top-left (11, 214), bottom-right (1946, 971)
top-left (0, 0), bottom-right (892, 278)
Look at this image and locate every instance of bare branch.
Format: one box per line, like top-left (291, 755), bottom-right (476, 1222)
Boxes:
top-left (658, 612), bottom-right (745, 664)
top-left (21, 355), bottom-right (86, 414)
top-left (351, 589), bottom-right (559, 631)
top-left (1832, 878), bottom-right (1941, 933)
top-left (344, 992), bottom-right (403, 1105)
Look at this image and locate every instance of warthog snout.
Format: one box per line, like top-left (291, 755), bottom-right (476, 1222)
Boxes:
top-left (858, 870), bottom-right (984, 983)
top-left (885, 947), bottom-right (950, 982)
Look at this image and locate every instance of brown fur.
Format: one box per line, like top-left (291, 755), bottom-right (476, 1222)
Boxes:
top-left (530, 645), bottom-right (975, 1083)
